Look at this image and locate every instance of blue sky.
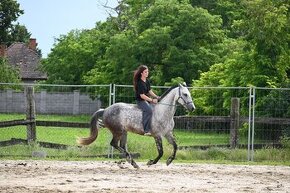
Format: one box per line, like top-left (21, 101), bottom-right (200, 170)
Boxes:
top-left (16, 0), bottom-right (118, 58)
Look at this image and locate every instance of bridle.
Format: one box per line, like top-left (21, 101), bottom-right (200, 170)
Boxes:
top-left (177, 86), bottom-right (194, 106)
top-left (158, 86), bottom-right (193, 107)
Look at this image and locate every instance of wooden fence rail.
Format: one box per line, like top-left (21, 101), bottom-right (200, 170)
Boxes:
top-left (0, 119), bottom-right (34, 128)
top-left (36, 121), bottom-right (89, 128)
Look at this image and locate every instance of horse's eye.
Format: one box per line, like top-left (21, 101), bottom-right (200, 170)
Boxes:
top-left (183, 93), bottom-right (188, 97)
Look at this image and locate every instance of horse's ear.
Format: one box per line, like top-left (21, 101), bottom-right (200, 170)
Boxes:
top-left (179, 82), bottom-right (187, 88)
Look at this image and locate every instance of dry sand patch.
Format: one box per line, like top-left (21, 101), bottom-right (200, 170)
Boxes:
top-left (0, 160), bottom-right (289, 193)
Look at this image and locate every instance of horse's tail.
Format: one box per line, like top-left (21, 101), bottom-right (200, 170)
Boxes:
top-left (77, 109), bottom-right (104, 145)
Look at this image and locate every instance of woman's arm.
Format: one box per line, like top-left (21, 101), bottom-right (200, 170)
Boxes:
top-left (149, 90), bottom-right (160, 99)
top-left (140, 93), bottom-right (158, 103)
top-left (140, 94), bottom-right (153, 102)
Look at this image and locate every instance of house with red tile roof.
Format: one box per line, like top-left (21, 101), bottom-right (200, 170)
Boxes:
top-left (0, 38), bottom-right (47, 83)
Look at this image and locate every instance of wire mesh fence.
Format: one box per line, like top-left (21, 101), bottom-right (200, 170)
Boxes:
top-left (253, 87), bottom-right (290, 144)
top-left (0, 83), bottom-right (289, 162)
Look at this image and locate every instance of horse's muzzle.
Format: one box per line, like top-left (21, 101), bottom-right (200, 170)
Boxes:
top-left (187, 103), bottom-right (195, 112)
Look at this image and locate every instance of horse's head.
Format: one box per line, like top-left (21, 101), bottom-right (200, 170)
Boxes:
top-left (176, 83), bottom-right (195, 112)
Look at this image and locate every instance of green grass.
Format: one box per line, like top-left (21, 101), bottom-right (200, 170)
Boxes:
top-left (0, 113), bottom-right (26, 121)
top-left (0, 113), bottom-right (289, 165)
top-left (0, 113), bottom-right (90, 122)
top-left (175, 131), bottom-right (230, 146)
top-left (36, 114), bottom-right (91, 122)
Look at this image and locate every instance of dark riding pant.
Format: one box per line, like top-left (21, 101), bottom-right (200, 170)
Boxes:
top-left (137, 100), bottom-right (153, 133)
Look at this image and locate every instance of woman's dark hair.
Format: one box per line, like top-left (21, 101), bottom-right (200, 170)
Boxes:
top-left (133, 65), bottom-right (148, 91)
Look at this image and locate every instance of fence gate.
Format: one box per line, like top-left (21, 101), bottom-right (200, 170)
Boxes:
top-left (248, 87), bottom-right (290, 161)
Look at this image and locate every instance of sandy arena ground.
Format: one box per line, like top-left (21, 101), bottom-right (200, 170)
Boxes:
top-left (0, 160), bottom-right (289, 193)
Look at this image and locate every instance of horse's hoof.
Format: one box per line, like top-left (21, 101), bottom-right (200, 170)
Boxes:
top-left (130, 160), bottom-right (139, 169)
top-left (133, 164), bottom-right (139, 169)
top-left (166, 158), bottom-right (174, 166)
top-left (147, 159), bottom-right (154, 166)
top-left (132, 162), bottom-right (140, 169)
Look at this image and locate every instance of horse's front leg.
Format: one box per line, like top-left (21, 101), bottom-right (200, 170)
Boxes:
top-left (147, 136), bottom-right (163, 166)
top-left (165, 132), bottom-right (177, 166)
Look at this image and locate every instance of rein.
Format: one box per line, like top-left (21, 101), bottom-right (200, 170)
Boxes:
top-left (157, 101), bottom-right (179, 107)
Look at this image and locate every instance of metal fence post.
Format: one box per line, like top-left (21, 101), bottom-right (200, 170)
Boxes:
top-left (109, 84), bottom-right (112, 106)
top-left (251, 87), bottom-right (256, 161)
top-left (112, 84), bottom-right (116, 104)
top-left (247, 87), bottom-right (252, 161)
top-left (107, 84), bottom-right (115, 158)
top-left (248, 87), bottom-right (256, 161)
top-left (230, 98), bottom-right (240, 148)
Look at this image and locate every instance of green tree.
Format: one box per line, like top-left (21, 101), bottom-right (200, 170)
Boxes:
top-left (190, 0), bottom-right (245, 37)
top-left (42, 30), bottom-right (96, 84)
top-left (42, 20), bottom-right (120, 85)
top-left (88, 0), bottom-right (225, 86)
top-left (240, 0), bottom-right (289, 85)
top-left (203, 0), bottom-right (290, 88)
top-left (192, 0), bottom-right (290, 115)
top-left (0, 0), bottom-right (24, 44)
top-left (194, 0), bottom-right (289, 88)
top-left (0, 58), bottom-right (20, 84)
top-left (9, 23), bottom-right (31, 43)
top-left (45, 0), bottom-right (225, 86)
top-left (132, 0), bottom-right (224, 85)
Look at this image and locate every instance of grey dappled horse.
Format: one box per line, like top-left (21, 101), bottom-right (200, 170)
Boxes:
top-left (77, 83), bottom-right (195, 168)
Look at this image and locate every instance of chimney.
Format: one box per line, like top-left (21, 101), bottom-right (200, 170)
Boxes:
top-left (29, 38), bottom-right (37, 50)
top-left (0, 44), bottom-right (7, 57)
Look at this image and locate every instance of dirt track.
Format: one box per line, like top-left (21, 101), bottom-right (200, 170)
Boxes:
top-left (0, 160), bottom-right (289, 193)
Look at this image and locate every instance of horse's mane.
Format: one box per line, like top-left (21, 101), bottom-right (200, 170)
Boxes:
top-left (159, 85), bottom-right (178, 101)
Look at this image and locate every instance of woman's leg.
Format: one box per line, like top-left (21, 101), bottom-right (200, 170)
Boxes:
top-left (137, 100), bottom-right (153, 133)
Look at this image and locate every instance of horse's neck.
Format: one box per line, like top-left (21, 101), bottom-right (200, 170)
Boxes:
top-left (154, 89), bottom-right (177, 119)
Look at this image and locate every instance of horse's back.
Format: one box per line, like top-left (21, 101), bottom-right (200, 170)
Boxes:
top-left (105, 102), bottom-right (140, 114)
top-left (103, 102), bottom-right (143, 132)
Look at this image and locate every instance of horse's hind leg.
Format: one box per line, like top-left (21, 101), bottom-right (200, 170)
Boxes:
top-left (165, 132), bottom-right (177, 166)
top-left (147, 136), bottom-right (163, 166)
top-left (119, 131), bottom-right (127, 157)
top-left (110, 133), bottom-right (139, 169)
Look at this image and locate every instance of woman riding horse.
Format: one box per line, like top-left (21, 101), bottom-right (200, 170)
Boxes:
top-left (133, 65), bottom-right (160, 136)
top-left (77, 82), bottom-right (195, 168)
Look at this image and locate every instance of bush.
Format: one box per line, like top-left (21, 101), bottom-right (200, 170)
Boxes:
top-left (280, 135), bottom-right (290, 149)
